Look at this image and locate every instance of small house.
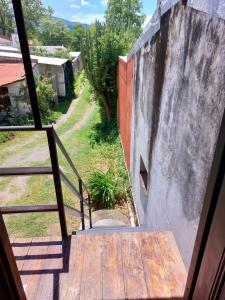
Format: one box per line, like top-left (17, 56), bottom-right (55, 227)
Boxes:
top-left (70, 52), bottom-right (83, 74)
top-left (0, 52), bottom-right (74, 103)
top-left (0, 62), bottom-right (29, 116)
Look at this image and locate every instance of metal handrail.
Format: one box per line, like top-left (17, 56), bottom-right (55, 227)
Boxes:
top-left (53, 128), bottom-right (89, 193)
top-left (60, 170), bottom-right (82, 201)
top-left (53, 129), bottom-right (93, 230)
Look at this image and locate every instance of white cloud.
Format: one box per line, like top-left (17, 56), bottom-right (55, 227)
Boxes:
top-left (81, 0), bottom-right (90, 5)
top-left (70, 4), bottom-right (80, 8)
top-left (72, 13), bottom-right (105, 24)
top-left (101, 0), bottom-right (108, 5)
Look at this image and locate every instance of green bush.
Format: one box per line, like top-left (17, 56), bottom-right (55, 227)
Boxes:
top-left (87, 169), bottom-right (116, 209)
top-left (74, 71), bottom-right (86, 97)
top-left (36, 76), bottom-right (56, 124)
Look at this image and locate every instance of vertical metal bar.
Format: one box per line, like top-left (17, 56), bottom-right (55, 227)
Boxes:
top-left (47, 129), bottom-right (67, 238)
top-left (11, 0), bottom-right (42, 129)
top-left (88, 195), bottom-right (93, 229)
top-left (79, 179), bottom-right (85, 230)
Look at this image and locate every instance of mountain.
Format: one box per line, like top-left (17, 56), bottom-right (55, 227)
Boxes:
top-left (52, 16), bottom-right (89, 30)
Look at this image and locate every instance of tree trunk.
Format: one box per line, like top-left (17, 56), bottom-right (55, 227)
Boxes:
top-left (102, 95), bottom-right (112, 121)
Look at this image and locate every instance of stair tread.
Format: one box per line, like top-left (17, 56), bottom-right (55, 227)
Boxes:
top-left (0, 166), bottom-right (53, 176)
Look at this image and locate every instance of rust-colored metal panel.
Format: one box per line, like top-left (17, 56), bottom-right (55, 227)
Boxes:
top-left (118, 57), bottom-right (134, 170)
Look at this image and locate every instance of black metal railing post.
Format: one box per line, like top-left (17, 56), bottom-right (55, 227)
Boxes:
top-left (79, 179), bottom-right (85, 230)
top-left (47, 129), bottom-right (67, 238)
top-left (88, 195), bottom-right (93, 229)
top-left (12, 0), bottom-right (42, 129)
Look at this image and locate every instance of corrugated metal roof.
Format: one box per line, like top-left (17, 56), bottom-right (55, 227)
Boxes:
top-left (32, 55), bottom-right (68, 65)
top-left (69, 52), bottom-right (81, 58)
top-left (0, 46), bottom-right (20, 53)
top-left (0, 52), bottom-right (68, 66)
top-left (0, 63), bottom-right (25, 86)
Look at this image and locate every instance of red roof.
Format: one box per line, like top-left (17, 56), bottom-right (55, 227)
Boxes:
top-left (0, 35), bottom-right (11, 45)
top-left (0, 63), bottom-right (25, 86)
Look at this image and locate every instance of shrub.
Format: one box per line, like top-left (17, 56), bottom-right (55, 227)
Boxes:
top-left (87, 169), bottom-right (116, 209)
top-left (36, 76), bottom-right (56, 123)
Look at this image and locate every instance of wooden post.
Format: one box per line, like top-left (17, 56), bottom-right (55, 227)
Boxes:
top-left (0, 212), bottom-right (27, 300)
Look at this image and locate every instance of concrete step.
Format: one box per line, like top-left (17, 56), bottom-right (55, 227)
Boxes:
top-left (76, 225), bottom-right (152, 235)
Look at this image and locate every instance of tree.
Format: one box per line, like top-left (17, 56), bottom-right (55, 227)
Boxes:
top-left (0, 0), bottom-right (52, 38)
top-left (105, 0), bottom-right (145, 35)
top-left (0, 0), bottom-right (14, 37)
top-left (81, 0), bottom-right (145, 122)
top-left (22, 0), bottom-right (53, 38)
top-left (69, 24), bottom-right (85, 51)
top-left (38, 18), bottom-right (71, 47)
top-left (81, 22), bottom-right (124, 121)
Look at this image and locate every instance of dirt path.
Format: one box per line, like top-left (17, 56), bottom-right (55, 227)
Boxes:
top-left (0, 92), bottom-right (94, 203)
top-left (0, 94), bottom-right (82, 156)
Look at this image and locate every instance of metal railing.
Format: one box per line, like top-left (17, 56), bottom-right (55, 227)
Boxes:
top-left (0, 125), bottom-right (93, 238)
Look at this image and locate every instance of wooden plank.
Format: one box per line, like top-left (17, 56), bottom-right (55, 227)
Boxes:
top-left (140, 231), bottom-right (187, 298)
top-left (60, 235), bottom-right (86, 299)
top-left (120, 232), bottom-right (149, 299)
top-left (34, 237), bottom-right (64, 300)
top-left (155, 232), bottom-right (187, 297)
top-left (102, 233), bottom-right (125, 299)
top-left (20, 237), bottom-right (51, 300)
top-left (12, 238), bottom-right (32, 272)
top-left (1, 204), bottom-right (58, 214)
top-left (79, 234), bottom-right (103, 300)
top-left (0, 167), bottom-right (53, 176)
top-left (9, 237), bottom-right (16, 244)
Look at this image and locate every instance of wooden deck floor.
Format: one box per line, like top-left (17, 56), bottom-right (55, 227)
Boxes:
top-left (11, 230), bottom-right (187, 300)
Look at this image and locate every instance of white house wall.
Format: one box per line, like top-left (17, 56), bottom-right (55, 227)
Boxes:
top-left (38, 64), bottom-right (66, 101)
top-left (7, 80), bottom-right (30, 112)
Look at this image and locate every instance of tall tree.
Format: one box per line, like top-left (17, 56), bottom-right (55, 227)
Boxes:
top-left (22, 0), bottom-right (53, 38)
top-left (0, 0), bottom-right (52, 38)
top-left (105, 0), bottom-right (145, 34)
top-left (81, 0), bottom-right (145, 121)
top-left (38, 18), bottom-right (71, 47)
top-left (81, 22), bottom-right (123, 121)
top-left (69, 24), bottom-right (85, 51)
top-left (0, 0), bottom-right (14, 37)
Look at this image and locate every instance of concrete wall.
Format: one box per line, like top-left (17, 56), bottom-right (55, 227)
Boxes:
top-left (119, 2), bottom-right (225, 269)
top-left (38, 64), bottom-right (66, 102)
top-left (72, 55), bottom-right (83, 75)
top-left (7, 80), bottom-right (30, 113)
top-left (118, 57), bottom-right (134, 169)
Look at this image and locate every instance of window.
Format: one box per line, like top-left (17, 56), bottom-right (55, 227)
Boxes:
top-left (140, 155), bottom-right (148, 191)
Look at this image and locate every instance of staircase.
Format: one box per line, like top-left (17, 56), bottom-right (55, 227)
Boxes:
top-left (0, 125), bottom-right (93, 237)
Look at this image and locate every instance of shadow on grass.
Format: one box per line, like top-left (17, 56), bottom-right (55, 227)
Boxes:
top-left (52, 99), bottom-right (73, 115)
top-left (88, 118), bottom-right (119, 146)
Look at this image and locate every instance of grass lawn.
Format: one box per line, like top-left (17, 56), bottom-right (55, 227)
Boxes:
top-left (2, 81), bottom-right (130, 237)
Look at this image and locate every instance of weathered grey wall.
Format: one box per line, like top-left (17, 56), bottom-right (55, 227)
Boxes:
top-left (130, 3), bottom-right (225, 269)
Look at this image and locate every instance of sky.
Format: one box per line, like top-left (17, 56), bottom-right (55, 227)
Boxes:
top-left (42, 0), bottom-right (157, 25)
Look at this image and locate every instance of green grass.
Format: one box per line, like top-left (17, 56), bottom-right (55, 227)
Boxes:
top-left (0, 132), bottom-right (15, 143)
top-left (74, 70), bottom-right (86, 96)
top-left (2, 81), bottom-right (130, 237)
